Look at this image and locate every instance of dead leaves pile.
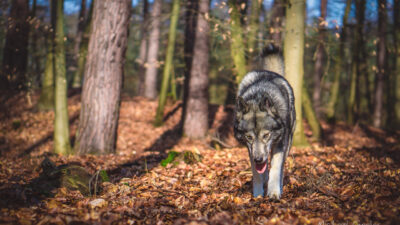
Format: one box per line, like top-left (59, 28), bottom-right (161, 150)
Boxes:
top-left (0, 93), bottom-right (399, 224)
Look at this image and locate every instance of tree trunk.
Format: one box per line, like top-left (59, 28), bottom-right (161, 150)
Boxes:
top-left (53, 0), bottom-right (71, 155)
top-left (348, 0), bottom-right (365, 125)
top-left (1, 0), bottom-right (29, 89)
top-left (348, 56), bottom-right (357, 125)
top-left (302, 85), bottom-right (322, 142)
top-left (373, 0), bottom-right (387, 127)
top-left (355, 0), bottom-right (369, 120)
top-left (183, 0), bottom-right (210, 139)
top-left (73, 0), bottom-right (86, 64)
top-left (181, 0), bottom-right (198, 131)
top-left (284, 0), bottom-right (308, 146)
top-left (37, 35), bottom-right (55, 111)
top-left (394, 0), bottom-right (400, 125)
top-left (247, 0), bottom-right (260, 63)
top-left (71, 0), bottom-right (94, 88)
top-left (270, 0), bottom-right (285, 46)
top-left (325, 0), bottom-right (351, 122)
top-left (312, 0), bottom-right (327, 118)
top-left (154, 0), bottom-right (181, 126)
top-left (37, 0), bottom-right (56, 111)
top-left (30, 0), bottom-right (42, 85)
top-left (137, 0), bottom-right (149, 96)
top-left (144, 0), bottom-right (162, 99)
top-left (74, 0), bottom-right (130, 155)
top-left (228, 0), bottom-right (247, 84)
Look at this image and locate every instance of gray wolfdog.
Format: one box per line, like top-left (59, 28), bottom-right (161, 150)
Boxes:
top-left (234, 44), bottom-right (296, 199)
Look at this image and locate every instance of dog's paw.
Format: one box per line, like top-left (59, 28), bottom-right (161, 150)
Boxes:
top-left (267, 188), bottom-right (281, 200)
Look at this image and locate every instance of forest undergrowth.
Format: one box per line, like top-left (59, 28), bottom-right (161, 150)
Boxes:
top-left (0, 92), bottom-right (399, 224)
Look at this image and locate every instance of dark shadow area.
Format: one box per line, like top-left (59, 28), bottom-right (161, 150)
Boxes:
top-left (359, 123), bottom-right (400, 146)
top-left (0, 159), bottom-right (95, 211)
top-left (108, 122), bottom-right (182, 183)
top-left (208, 104), bottom-right (220, 128)
top-left (16, 112), bottom-right (80, 158)
top-left (162, 102), bottom-right (182, 122)
top-left (216, 105), bottom-right (235, 141)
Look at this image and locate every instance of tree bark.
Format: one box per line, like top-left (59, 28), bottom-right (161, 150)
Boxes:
top-left (144, 0), bottom-right (162, 99)
top-left (228, 0), bottom-right (247, 84)
top-left (284, 0), bottom-right (308, 146)
top-left (38, 0), bottom-right (56, 111)
top-left (183, 0), bottom-right (210, 139)
top-left (312, 0), bottom-right (327, 118)
top-left (154, 0), bottom-right (181, 126)
top-left (137, 0), bottom-right (149, 96)
top-left (37, 35), bottom-right (55, 111)
top-left (373, 0), bottom-right (387, 127)
top-left (53, 0), bottom-right (71, 155)
top-left (302, 85), bottom-right (322, 142)
top-left (1, 0), bottom-right (29, 89)
top-left (181, 0), bottom-right (198, 131)
top-left (74, 0), bottom-right (130, 155)
top-left (326, 0), bottom-right (351, 122)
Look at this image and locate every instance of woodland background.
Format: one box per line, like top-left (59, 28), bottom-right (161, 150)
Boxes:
top-left (0, 0), bottom-right (399, 224)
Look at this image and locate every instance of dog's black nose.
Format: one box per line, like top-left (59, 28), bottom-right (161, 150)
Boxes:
top-left (254, 157), bottom-right (263, 164)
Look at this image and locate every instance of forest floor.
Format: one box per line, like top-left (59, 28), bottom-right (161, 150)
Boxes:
top-left (0, 91), bottom-right (399, 225)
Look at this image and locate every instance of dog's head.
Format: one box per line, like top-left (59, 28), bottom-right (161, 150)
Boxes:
top-left (234, 95), bottom-right (284, 173)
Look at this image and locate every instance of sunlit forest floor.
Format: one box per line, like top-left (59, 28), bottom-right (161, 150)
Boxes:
top-left (0, 92), bottom-right (399, 224)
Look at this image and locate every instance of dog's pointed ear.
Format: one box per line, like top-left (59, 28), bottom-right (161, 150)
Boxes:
top-left (237, 96), bottom-right (249, 113)
top-left (259, 95), bottom-right (276, 114)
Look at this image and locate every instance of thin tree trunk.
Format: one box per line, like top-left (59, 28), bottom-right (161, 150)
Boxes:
top-left (154, 0), bottom-right (181, 126)
top-left (228, 0), bottom-right (247, 84)
top-left (37, 35), bottom-right (55, 111)
top-left (325, 0), bottom-right (351, 122)
top-left (394, 0), bottom-right (400, 125)
top-left (181, 0), bottom-right (198, 131)
top-left (348, 55), bottom-right (357, 125)
top-left (137, 0), bottom-right (149, 96)
top-left (270, 0), bottom-right (285, 46)
top-left (355, 0), bottom-right (369, 119)
top-left (348, 0), bottom-right (365, 125)
top-left (183, 0), bottom-right (210, 139)
top-left (1, 0), bottom-right (29, 89)
top-left (73, 0), bottom-right (86, 64)
top-left (53, 0), bottom-right (71, 155)
top-left (37, 0), bottom-right (55, 111)
top-left (312, 0), bottom-right (327, 118)
top-left (30, 0), bottom-right (42, 85)
top-left (74, 0), bottom-right (130, 155)
top-left (247, 0), bottom-right (260, 63)
top-left (373, 0), bottom-right (387, 127)
top-left (284, 0), bottom-right (308, 146)
top-left (144, 0), bottom-right (162, 99)
top-left (71, 0), bottom-right (93, 88)
top-left (302, 85), bottom-right (322, 142)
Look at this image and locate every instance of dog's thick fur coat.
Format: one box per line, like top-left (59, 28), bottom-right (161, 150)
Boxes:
top-left (234, 44), bottom-right (296, 199)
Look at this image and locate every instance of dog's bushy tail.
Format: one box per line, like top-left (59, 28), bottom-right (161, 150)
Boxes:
top-left (261, 44), bottom-right (284, 76)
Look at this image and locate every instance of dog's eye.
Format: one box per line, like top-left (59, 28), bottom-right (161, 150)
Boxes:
top-left (245, 135), bottom-right (253, 142)
top-left (263, 132), bottom-right (270, 140)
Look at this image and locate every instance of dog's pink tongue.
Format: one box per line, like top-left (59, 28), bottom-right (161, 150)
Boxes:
top-left (255, 162), bottom-right (267, 174)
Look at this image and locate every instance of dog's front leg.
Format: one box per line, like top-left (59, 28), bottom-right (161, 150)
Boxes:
top-left (267, 148), bottom-right (284, 200)
top-left (249, 155), bottom-right (268, 197)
